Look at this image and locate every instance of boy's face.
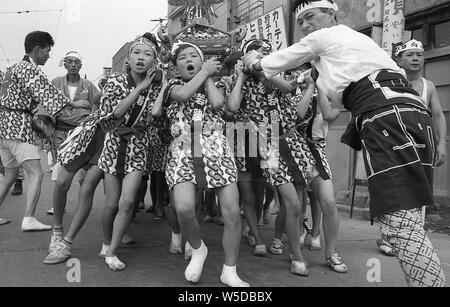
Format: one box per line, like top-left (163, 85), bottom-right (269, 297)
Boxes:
top-left (398, 50), bottom-right (424, 72)
top-left (129, 44), bottom-right (156, 75)
top-left (176, 47), bottom-right (203, 81)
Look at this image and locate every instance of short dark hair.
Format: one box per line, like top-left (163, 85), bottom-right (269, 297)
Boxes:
top-left (24, 31), bottom-right (55, 54)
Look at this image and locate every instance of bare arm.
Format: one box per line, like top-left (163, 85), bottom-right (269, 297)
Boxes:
top-left (429, 81), bottom-right (447, 167)
top-left (297, 84), bottom-right (315, 119)
top-left (152, 72), bottom-right (168, 117)
top-left (318, 89), bottom-right (340, 123)
top-left (268, 76), bottom-right (293, 94)
top-left (227, 68), bottom-right (247, 113)
top-left (205, 77), bottom-right (225, 111)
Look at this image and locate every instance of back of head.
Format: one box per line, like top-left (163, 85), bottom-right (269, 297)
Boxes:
top-left (25, 31), bottom-right (55, 54)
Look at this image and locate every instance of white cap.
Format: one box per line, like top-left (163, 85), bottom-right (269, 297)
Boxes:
top-left (395, 39), bottom-right (424, 56)
top-left (295, 0), bottom-right (339, 21)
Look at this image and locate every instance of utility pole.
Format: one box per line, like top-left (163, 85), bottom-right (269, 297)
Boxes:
top-left (381, 0), bottom-right (406, 58)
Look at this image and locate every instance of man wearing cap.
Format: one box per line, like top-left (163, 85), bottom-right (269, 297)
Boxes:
top-left (243, 0), bottom-right (446, 287)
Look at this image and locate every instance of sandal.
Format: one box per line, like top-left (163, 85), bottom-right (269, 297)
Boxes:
top-left (377, 239), bottom-right (395, 257)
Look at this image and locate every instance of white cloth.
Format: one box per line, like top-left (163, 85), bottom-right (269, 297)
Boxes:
top-left (421, 78), bottom-right (429, 108)
top-left (261, 25), bottom-right (406, 105)
top-left (68, 86), bottom-right (77, 101)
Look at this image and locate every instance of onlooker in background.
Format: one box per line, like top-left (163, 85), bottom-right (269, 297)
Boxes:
top-left (46, 51), bottom-right (99, 215)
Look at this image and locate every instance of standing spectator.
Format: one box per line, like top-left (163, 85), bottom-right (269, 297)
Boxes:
top-left (46, 51), bottom-right (99, 215)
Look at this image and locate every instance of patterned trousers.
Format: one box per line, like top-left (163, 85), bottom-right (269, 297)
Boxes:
top-left (378, 209), bottom-right (446, 287)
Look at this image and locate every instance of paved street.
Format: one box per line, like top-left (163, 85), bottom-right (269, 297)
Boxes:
top-left (1, 157), bottom-right (449, 287)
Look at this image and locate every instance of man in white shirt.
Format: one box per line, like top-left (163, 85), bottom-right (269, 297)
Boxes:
top-left (244, 0), bottom-right (446, 287)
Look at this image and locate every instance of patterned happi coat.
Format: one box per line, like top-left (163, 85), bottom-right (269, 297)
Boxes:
top-left (241, 78), bottom-right (316, 187)
top-left (0, 56), bottom-right (70, 145)
top-left (98, 73), bottom-right (162, 176)
top-left (164, 79), bottom-right (237, 190)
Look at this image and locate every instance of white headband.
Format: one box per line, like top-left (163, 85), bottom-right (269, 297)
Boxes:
top-left (295, 0), bottom-right (339, 21)
top-left (171, 41), bottom-right (204, 62)
top-left (129, 37), bottom-right (158, 58)
top-left (59, 51), bottom-right (82, 67)
top-left (395, 39), bottom-right (424, 56)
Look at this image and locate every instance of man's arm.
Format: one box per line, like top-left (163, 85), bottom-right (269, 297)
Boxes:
top-left (428, 81), bottom-right (447, 167)
top-left (253, 41), bottom-right (317, 79)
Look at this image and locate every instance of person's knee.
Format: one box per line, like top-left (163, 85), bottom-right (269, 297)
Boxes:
top-left (55, 178), bottom-right (72, 193)
top-left (120, 195), bottom-right (137, 212)
top-left (285, 201), bottom-right (302, 218)
top-left (221, 203), bottom-right (240, 221)
top-left (176, 203), bottom-right (196, 223)
top-left (321, 198), bottom-right (337, 217)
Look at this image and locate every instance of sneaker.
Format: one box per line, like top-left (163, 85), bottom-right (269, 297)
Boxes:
top-left (377, 239), bottom-right (395, 257)
top-left (105, 256), bottom-right (126, 272)
top-left (310, 236), bottom-right (321, 251)
top-left (303, 218), bottom-right (313, 234)
top-left (154, 208), bottom-right (165, 220)
top-left (258, 217), bottom-right (264, 227)
top-left (139, 202), bottom-right (145, 210)
top-left (326, 254), bottom-right (349, 273)
top-left (48, 230), bottom-right (63, 253)
top-left (247, 235), bottom-right (256, 248)
top-left (202, 215), bottom-right (214, 224)
top-left (21, 218), bottom-right (52, 232)
top-left (145, 205), bottom-right (155, 214)
top-left (11, 180), bottom-right (23, 196)
top-left (0, 218), bottom-right (11, 226)
top-left (269, 238), bottom-right (283, 255)
top-left (242, 226), bottom-right (250, 239)
top-left (291, 261), bottom-right (309, 276)
top-left (44, 241), bottom-right (72, 265)
top-left (99, 244), bottom-right (110, 258)
top-left (214, 216), bottom-right (224, 225)
top-left (121, 234), bottom-right (135, 245)
top-left (300, 230), bottom-right (308, 249)
top-left (254, 244), bottom-right (268, 257)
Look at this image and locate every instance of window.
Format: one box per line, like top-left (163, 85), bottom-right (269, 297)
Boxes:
top-left (230, 0), bottom-right (264, 30)
top-left (411, 27), bottom-right (423, 42)
top-left (435, 20), bottom-right (450, 48)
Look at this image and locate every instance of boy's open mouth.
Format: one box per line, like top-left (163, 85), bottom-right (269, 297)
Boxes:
top-left (187, 64), bottom-right (195, 72)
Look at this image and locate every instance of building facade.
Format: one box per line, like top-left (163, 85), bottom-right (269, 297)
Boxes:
top-left (167, 0), bottom-right (450, 213)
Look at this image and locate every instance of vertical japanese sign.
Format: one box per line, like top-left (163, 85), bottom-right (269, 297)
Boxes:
top-left (382, 0), bottom-right (405, 58)
top-left (240, 6), bottom-right (288, 51)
